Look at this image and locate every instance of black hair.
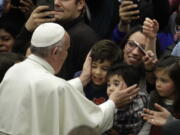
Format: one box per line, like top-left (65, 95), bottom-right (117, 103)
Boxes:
top-left (106, 63), bottom-right (141, 87)
top-left (155, 55), bottom-right (180, 113)
top-left (90, 40), bottom-right (122, 64)
top-left (0, 19), bottom-right (20, 38)
top-left (0, 52), bottom-right (25, 82)
top-left (68, 125), bottom-right (99, 135)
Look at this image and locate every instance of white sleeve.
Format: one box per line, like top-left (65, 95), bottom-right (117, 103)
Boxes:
top-left (67, 78), bottom-right (84, 94)
top-left (98, 100), bottom-right (115, 133)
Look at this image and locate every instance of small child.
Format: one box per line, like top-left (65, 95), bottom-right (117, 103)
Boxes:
top-left (139, 55), bottom-right (180, 135)
top-left (105, 63), bottom-right (148, 135)
top-left (75, 39), bottom-right (122, 105)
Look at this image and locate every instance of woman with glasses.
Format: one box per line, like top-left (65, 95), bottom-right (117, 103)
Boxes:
top-left (117, 17), bottom-right (159, 95)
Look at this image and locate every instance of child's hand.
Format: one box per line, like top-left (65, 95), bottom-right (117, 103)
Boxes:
top-left (143, 18), bottom-right (159, 39)
top-left (141, 103), bottom-right (171, 126)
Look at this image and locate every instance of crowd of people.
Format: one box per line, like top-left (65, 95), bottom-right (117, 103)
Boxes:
top-left (0, 0), bottom-right (180, 135)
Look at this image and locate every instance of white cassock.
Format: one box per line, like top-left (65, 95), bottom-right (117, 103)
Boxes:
top-left (0, 54), bottom-right (115, 135)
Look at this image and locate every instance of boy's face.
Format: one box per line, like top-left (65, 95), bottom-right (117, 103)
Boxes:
top-left (107, 75), bottom-right (127, 96)
top-left (91, 60), bottom-right (111, 85)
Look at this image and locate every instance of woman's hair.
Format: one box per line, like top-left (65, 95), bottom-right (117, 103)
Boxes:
top-left (106, 63), bottom-right (141, 87)
top-left (0, 19), bottom-right (20, 38)
top-left (120, 26), bottom-right (143, 50)
top-left (155, 55), bottom-right (180, 113)
top-left (90, 40), bottom-right (123, 64)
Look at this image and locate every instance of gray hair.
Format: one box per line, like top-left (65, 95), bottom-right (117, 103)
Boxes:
top-left (30, 37), bottom-right (65, 58)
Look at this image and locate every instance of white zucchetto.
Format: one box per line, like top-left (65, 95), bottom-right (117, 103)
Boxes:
top-left (31, 23), bottom-right (65, 47)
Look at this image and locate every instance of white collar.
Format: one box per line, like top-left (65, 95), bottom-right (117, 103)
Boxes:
top-left (27, 54), bottom-right (55, 74)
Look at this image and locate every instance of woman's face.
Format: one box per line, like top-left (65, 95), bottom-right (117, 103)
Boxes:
top-left (123, 31), bottom-right (146, 65)
top-left (0, 29), bottom-right (15, 52)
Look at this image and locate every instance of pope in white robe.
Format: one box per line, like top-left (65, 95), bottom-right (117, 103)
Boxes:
top-left (0, 23), bottom-right (138, 135)
top-left (0, 23), bottom-right (116, 135)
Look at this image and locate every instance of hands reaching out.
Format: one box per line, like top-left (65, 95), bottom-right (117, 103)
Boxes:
top-left (109, 84), bottom-right (139, 108)
top-left (142, 103), bottom-right (171, 126)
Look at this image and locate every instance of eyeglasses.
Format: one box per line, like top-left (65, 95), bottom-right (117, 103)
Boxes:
top-left (126, 40), bottom-right (146, 55)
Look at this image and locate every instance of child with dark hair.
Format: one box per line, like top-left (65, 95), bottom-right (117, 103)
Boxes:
top-left (139, 55), bottom-right (180, 135)
top-left (75, 39), bottom-right (122, 105)
top-left (0, 52), bottom-right (25, 82)
top-left (105, 63), bottom-right (148, 135)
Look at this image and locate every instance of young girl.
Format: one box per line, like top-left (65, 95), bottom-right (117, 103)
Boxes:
top-left (105, 63), bottom-right (148, 135)
top-left (139, 55), bottom-right (180, 135)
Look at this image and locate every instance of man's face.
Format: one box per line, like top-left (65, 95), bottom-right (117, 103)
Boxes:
top-left (54, 0), bottom-right (84, 22)
top-left (123, 31), bottom-right (146, 65)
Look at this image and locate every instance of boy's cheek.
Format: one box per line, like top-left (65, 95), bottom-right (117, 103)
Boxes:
top-left (107, 90), bottom-right (111, 97)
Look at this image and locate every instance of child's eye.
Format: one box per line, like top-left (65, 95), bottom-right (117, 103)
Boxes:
top-left (114, 82), bottom-right (120, 87)
top-left (161, 78), bottom-right (168, 83)
top-left (91, 64), bottom-right (97, 68)
top-left (102, 67), bottom-right (109, 71)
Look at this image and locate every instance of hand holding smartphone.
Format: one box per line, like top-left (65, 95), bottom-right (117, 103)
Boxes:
top-left (36, 0), bottom-right (54, 18)
top-left (36, 0), bottom-right (54, 11)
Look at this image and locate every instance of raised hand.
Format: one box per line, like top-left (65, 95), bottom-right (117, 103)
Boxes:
top-left (143, 17), bottom-right (159, 39)
top-left (25, 6), bottom-right (56, 32)
top-left (142, 103), bottom-right (171, 126)
top-left (19, 0), bottom-right (35, 18)
top-left (119, 0), bottom-right (140, 24)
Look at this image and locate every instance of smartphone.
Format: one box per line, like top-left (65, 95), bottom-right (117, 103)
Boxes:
top-left (130, 0), bottom-right (139, 17)
top-left (36, 0), bottom-right (54, 11)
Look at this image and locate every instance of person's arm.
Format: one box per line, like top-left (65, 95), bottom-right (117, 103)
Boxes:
top-left (12, 26), bottom-right (33, 55)
top-left (142, 18), bottom-right (159, 84)
top-left (142, 103), bottom-right (173, 126)
top-left (118, 0), bottom-right (140, 32)
top-left (12, 6), bottom-right (56, 55)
